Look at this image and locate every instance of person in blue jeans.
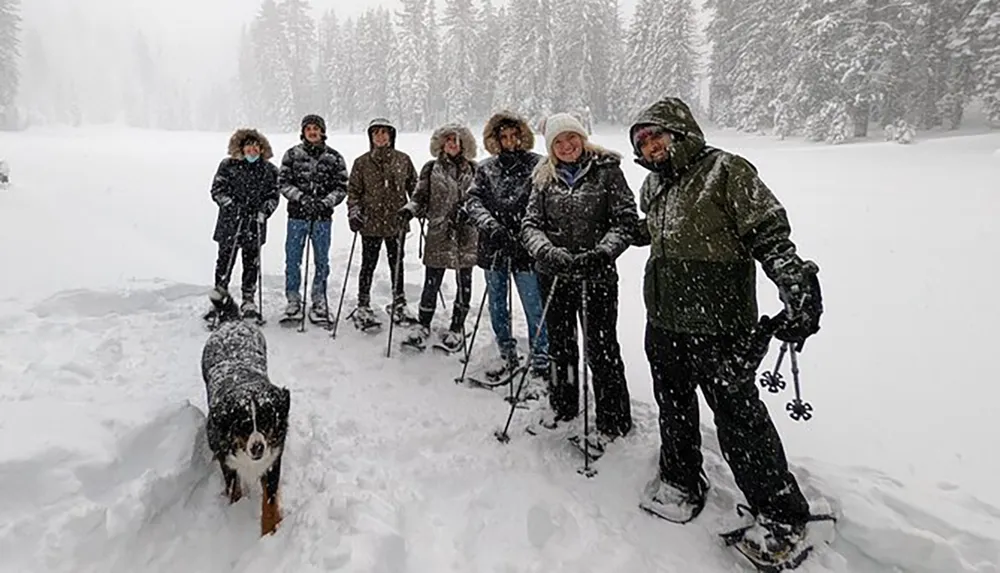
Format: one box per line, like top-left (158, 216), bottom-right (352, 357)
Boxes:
top-left (278, 114), bottom-right (349, 325)
top-left (463, 111), bottom-right (550, 386)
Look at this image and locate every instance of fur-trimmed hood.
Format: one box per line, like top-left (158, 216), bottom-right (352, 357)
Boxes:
top-left (532, 143), bottom-right (622, 187)
top-left (483, 111), bottom-right (535, 156)
top-left (430, 123), bottom-right (477, 161)
top-left (227, 128), bottom-right (274, 161)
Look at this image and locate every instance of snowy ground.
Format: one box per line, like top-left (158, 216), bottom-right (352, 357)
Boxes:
top-left (0, 124), bottom-right (998, 572)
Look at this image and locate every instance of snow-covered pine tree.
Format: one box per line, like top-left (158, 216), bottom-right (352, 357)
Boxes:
top-left (424, 0), bottom-right (444, 126)
top-left (237, 27), bottom-right (264, 126)
top-left (252, 0), bottom-right (293, 130)
top-left (278, 0), bottom-right (317, 129)
top-left (939, 0), bottom-right (979, 129)
top-left (442, 0), bottom-right (477, 123)
top-left (0, 0), bottom-right (21, 128)
top-left (623, 0), bottom-right (698, 122)
top-left (335, 17), bottom-right (361, 131)
top-left (317, 10), bottom-right (340, 127)
top-left (705, 0), bottom-right (736, 126)
top-left (493, 0), bottom-right (538, 115)
top-left (605, 0), bottom-right (629, 124)
top-left (471, 0), bottom-right (502, 122)
top-left (395, 0), bottom-right (432, 130)
top-left (959, 0), bottom-right (1000, 123)
top-left (549, 0), bottom-right (587, 113)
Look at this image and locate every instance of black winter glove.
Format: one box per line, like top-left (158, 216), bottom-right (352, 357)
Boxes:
top-left (299, 196), bottom-right (321, 218)
top-left (397, 205), bottom-right (415, 223)
top-left (773, 260), bottom-right (823, 348)
top-left (571, 250), bottom-right (611, 274)
top-left (541, 245), bottom-right (574, 275)
top-left (488, 224), bottom-right (516, 252)
top-left (348, 207), bottom-right (365, 233)
top-left (631, 218), bottom-right (651, 247)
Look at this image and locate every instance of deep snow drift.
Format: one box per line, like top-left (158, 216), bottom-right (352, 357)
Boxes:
top-left (0, 125), bottom-right (998, 572)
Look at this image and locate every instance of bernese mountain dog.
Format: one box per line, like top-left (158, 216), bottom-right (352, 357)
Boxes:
top-left (201, 287), bottom-right (290, 536)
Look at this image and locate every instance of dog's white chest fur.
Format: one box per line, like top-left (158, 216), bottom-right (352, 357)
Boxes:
top-left (224, 401), bottom-right (281, 484)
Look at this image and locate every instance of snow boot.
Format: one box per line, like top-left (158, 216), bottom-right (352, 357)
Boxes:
top-left (639, 471), bottom-right (711, 524)
top-left (721, 507), bottom-right (812, 571)
top-left (485, 352), bottom-right (521, 381)
top-left (386, 299), bottom-right (418, 326)
top-left (241, 299), bottom-right (261, 321)
top-left (435, 329), bottom-right (465, 354)
top-left (402, 324), bottom-right (431, 350)
top-left (309, 299), bottom-right (330, 326)
top-left (279, 299), bottom-right (304, 327)
top-left (350, 304), bottom-right (382, 332)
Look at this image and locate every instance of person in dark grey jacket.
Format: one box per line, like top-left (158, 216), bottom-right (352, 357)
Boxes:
top-left (463, 111), bottom-right (550, 386)
top-left (521, 112), bottom-right (638, 454)
top-left (278, 114), bottom-right (349, 325)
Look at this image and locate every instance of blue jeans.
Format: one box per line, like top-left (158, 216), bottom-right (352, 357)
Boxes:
top-left (484, 269), bottom-right (549, 369)
top-left (284, 218), bottom-right (331, 303)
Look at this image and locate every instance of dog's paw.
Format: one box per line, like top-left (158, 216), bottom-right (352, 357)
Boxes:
top-left (260, 498), bottom-right (282, 536)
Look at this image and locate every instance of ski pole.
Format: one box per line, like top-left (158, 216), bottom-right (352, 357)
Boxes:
top-left (577, 279), bottom-right (597, 478)
top-left (257, 218), bottom-right (264, 323)
top-left (454, 252), bottom-right (499, 384)
top-left (507, 259), bottom-right (514, 403)
top-left (785, 343), bottom-right (814, 422)
top-left (213, 217), bottom-right (244, 329)
top-left (299, 221), bottom-right (313, 333)
top-left (495, 274), bottom-right (559, 444)
top-left (386, 229), bottom-right (406, 358)
top-left (330, 231), bottom-right (359, 339)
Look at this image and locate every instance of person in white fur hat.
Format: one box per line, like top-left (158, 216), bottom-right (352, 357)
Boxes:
top-left (520, 112), bottom-right (639, 457)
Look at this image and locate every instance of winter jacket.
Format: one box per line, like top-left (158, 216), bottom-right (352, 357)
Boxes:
top-left (521, 144), bottom-right (638, 282)
top-left (277, 142), bottom-right (348, 221)
top-left (405, 124), bottom-right (479, 269)
top-left (463, 111), bottom-right (541, 272)
top-left (347, 119), bottom-right (418, 238)
top-left (211, 129), bottom-right (280, 248)
top-left (630, 97), bottom-right (806, 336)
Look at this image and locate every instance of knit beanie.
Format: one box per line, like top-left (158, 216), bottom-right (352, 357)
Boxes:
top-left (543, 113), bottom-right (589, 157)
top-left (301, 114), bottom-right (326, 134)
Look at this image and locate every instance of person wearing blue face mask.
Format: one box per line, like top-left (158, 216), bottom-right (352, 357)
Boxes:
top-left (205, 129), bottom-right (280, 323)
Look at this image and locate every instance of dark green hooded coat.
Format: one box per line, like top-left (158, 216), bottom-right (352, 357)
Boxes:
top-left (631, 98), bottom-right (804, 336)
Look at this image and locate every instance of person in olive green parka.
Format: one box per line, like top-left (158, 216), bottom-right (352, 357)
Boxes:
top-left (630, 97), bottom-right (823, 563)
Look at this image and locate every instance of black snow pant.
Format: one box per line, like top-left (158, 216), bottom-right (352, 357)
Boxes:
top-left (215, 238), bottom-right (260, 301)
top-left (645, 321), bottom-right (810, 525)
top-left (418, 267), bottom-right (472, 331)
top-left (539, 274), bottom-right (632, 438)
top-left (357, 235), bottom-right (405, 306)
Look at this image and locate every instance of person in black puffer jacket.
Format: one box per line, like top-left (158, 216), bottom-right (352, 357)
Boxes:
top-left (278, 114), bottom-right (349, 324)
top-left (206, 128), bottom-right (280, 320)
top-left (521, 112), bottom-right (638, 452)
top-left (462, 111), bottom-right (550, 385)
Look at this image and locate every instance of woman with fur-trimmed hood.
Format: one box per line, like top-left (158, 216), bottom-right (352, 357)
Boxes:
top-left (398, 124), bottom-right (479, 352)
top-left (204, 128), bottom-right (280, 322)
top-left (521, 113), bottom-right (638, 453)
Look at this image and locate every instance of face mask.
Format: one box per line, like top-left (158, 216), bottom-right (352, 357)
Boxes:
top-left (245, 154), bottom-right (260, 163)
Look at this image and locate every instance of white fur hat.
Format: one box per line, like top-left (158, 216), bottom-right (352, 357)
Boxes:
top-left (543, 112), bottom-right (589, 156)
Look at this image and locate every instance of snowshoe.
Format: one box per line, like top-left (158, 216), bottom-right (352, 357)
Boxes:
top-left (279, 300), bottom-right (304, 327)
top-left (241, 300), bottom-right (265, 325)
top-left (401, 325), bottom-right (430, 351)
top-left (524, 405), bottom-right (577, 436)
top-left (719, 506), bottom-right (837, 572)
top-left (349, 305), bottom-right (382, 333)
top-left (308, 302), bottom-right (330, 327)
top-left (431, 329), bottom-right (466, 355)
top-left (567, 431), bottom-right (618, 462)
top-left (639, 472), bottom-right (710, 524)
top-left (386, 301), bottom-right (419, 326)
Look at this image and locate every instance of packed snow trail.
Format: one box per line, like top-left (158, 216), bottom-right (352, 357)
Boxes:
top-left (0, 282), bottom-right (996, 573)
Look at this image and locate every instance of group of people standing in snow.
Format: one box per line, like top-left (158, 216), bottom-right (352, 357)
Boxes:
top-left (205, 97), bottom-right (824, 562)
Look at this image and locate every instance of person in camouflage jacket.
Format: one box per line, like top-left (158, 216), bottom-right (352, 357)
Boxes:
top-left (629, 97), bottom-right (823, 559)
top-left (521, 113), bottom-right (638, 449)
top-left (346, 118), bottom-right (419, 326)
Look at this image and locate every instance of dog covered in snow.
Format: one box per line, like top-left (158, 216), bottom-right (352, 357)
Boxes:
top-left (201, 287), bottom-right (290, 536)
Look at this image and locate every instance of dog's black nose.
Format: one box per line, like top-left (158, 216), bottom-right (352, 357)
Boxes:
top-left (250, 442), bottom-right (265, 460)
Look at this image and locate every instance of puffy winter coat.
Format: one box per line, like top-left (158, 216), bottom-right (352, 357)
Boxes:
top-left (211, 129), bottom-right (280, 248)
top-left (406, 124), bottom-right (479, 269)
top-left (347, 119), bottom-right (418, 238)
top-left (521, 145), bottom-right (638, 283)
top-left (630, 97), bottom-right (805, 336)
top-left (278, 142), bottom-right (349, 221)
top-left (463, 111), bottom-right (541, 272)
